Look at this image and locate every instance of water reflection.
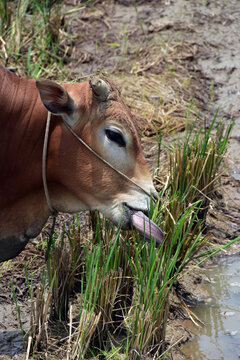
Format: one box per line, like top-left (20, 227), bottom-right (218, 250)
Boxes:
top-left (182, 256), bottom-right (240, 360)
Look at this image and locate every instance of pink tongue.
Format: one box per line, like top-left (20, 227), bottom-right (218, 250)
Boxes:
top-left (131, 211), bottom-right (164, 246)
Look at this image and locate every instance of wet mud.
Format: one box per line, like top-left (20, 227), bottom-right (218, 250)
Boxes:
top-left (1, 0), bottom-right (240, 359)
top-left (0, 243), bottom-right (44, 359)
top-left (0, 331), bottom-right (24, 357)
top-left (162, 0), bottom-right (240, 176)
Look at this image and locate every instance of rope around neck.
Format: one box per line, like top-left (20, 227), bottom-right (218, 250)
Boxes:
top-left (42, 112), bottom-right (157, 215)
top-left (42, 111), bottom-right (57, 214)
top-left (42, 111), bottom-right (58, 260)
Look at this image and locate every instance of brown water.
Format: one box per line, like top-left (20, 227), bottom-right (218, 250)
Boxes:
top-left (182, 256), bottom-right (240, 360)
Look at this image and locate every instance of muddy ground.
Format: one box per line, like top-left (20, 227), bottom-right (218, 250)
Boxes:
top-left (1, 0), bottom-right (240, 359)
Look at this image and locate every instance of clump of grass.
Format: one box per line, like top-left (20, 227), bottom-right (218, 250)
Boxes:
top-left (68, 308), bottom-right (101, 359)
top-left (10, 265), bottom-right (54, 353)
top-left (0, 0), bottom-right (69, 78)
top-left (0, 0), bottom-right (11, 34)
top-left (156, 114), bottom-right (234, 254)
top-left (64, 221), bottom-right (127, 358)
top-left (31, 199), bottom-right (206, 359)
top-left (10, 278), bottom-right (25, 341)
top-left (21, 114), bottom-right (234, 359)
top-left (126, 200), bottom-right (204, 359)
top-left (47, 214), bottom-right (85, 321)
top-left (26, 267), bottom-right (52, 352)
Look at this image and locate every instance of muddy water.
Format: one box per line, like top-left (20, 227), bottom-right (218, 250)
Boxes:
top-left (182, 256), bottom-right (240, 360)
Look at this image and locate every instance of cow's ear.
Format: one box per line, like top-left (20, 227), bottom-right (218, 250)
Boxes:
top-left (36, 80), bottom-right (76, 116)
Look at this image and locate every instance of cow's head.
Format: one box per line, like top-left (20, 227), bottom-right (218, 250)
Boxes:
top-left (36, 77), bottom-right (163, 243)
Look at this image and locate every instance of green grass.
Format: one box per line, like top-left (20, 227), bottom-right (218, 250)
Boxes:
top-left (158, 113), bottom-right (235, 257)
top-left (41, 202), bottom-right (206, 359)
top-left (0, 0), bottom-right (71, 78)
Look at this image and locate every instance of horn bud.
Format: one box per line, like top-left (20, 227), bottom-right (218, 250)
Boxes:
top-left (90, 77), bottom-right (110, 101)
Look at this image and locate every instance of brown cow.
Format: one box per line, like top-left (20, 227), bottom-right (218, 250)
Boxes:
top-left (0, 66), bottom-right (163, 262)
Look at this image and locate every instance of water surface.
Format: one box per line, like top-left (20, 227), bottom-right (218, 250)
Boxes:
top-left (182, 256), bottom-right (240, 360)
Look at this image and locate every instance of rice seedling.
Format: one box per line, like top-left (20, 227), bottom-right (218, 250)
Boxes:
top-left (0, 0), bottom-right (68, 78)
top-left (0, 0), bottom-right (11, 34)
top-left (34, 198), bottom-right (205, 359)
top-left (47, 214), bottom-right (85, 321)
top-left (155, 114), bottom-right (235, 252)
top-left (9, 264), bottom-right (52, 353)
top-left (26, 267), bottom-right (53, 352)
top-left (68, 308), bottom-right (101, 359)
top-left (10, 278), bottom-right (25, 341)
top-left (132, 0), bottom-right (145, 36)
top-left (63, 221), bottom-right (124, 358)
top-left (124, 200), bottom-right (204, 359)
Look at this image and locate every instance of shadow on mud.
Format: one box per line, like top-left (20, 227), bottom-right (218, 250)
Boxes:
top-left (0, 330), bottom-right (24, 356)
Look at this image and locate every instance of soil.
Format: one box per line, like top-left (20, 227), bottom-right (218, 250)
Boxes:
top-left (1, 0), bottom-right (240, 359)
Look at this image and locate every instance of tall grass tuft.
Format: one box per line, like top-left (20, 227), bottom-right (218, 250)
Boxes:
top-left (42, 200), bottom-right (206, 358)
top-left (0, 0), bottom-right (66, 78)
top-left (157, 115), bottom-right (234, 258)
top-left (47, 214), bottom-right (84, 321)
top-left (126, 201), bottom-right (204, 359)
top-left (27, 267), bottom-right (52, 351)
top-left (0, 0), bottom-right (11, 34)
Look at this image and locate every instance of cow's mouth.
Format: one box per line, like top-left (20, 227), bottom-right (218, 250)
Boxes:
top-left (124, 205), bottom-right (164, 246)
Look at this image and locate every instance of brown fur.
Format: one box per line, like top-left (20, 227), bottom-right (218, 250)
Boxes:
top-left (0, 67), bottom-right (155, 261)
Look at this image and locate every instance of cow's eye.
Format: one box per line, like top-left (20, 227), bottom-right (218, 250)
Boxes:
top-left (105, 128), bottom-right (126, 147)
